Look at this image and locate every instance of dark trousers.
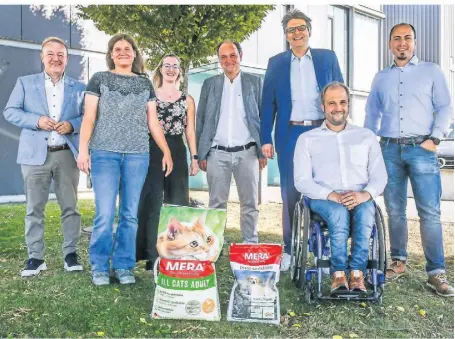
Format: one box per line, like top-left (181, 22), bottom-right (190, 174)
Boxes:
top-left (136, 135), bottom-right (189, 262)
top-left (278, 124), bottom-right (321, 254)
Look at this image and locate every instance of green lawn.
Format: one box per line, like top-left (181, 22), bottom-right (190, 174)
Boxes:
top-left (0, 200), bottom-right (453, 338)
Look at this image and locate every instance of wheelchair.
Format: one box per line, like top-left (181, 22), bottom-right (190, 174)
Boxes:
top-left (290, 196), bottom-right (387, 304)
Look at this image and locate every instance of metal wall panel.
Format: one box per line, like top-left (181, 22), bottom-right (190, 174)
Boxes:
top-left (0, 5), bottom-right (102, 196)
top-left (21, 5), bottom-right (71, 45)
top-left (69, 5), bottom-right (83, 50)
top-left (0, 5), bottom-right (21, 40)
top-left (382, 5), bottom-right (441, 66)
top-left (0, 46), bottom-right (43, 196)
top-left (441, 5), bottom-right (454, 107)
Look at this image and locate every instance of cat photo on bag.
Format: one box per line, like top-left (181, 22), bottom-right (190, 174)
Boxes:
top-left (156, 205), bottom-right (227, 262)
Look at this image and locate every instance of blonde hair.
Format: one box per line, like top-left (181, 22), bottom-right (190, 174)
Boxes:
top-left (106, 34), bottom-right (145, 75)
top-left (152, 54), bottom-right (182, 89)
top-left (41, 36), bottom-right (68, 54)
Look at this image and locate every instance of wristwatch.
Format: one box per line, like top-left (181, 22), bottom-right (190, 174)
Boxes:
top-left (429, 137), bottom-right (441, 145)
top-left (192, 154), bottom-right (199, 160)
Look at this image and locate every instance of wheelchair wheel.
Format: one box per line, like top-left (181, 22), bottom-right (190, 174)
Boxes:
top-left (290, 201), bottom-right (302, 282)
top-left (304, 280), bottom-right (315, 304)
top-left (375, 205), bottom-right (387, 305)
top-left (376, 286), bottom-right (384, 305)
top-left (298, 201), bottom-right (311, 290)
top-left (375, 205), bottom-right (387, 274)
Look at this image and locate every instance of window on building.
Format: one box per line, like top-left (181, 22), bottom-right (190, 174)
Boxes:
top-left (352, 12), bottom-right (380, 92)
top-left (328, 6), bottom-right (349, 85)
top-left (328, 17), bottom-right (333, 50)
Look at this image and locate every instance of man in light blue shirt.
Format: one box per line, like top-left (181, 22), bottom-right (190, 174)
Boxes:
top-left (364, 23), bottom-right (453, 297)
top-left (290, 49), bottom-right (321, 121)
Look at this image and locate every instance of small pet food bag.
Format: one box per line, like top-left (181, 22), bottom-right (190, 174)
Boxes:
top-left (151, 258), bottom-right (221, 321)
top-left (227, 243), bottom-right (282, 325)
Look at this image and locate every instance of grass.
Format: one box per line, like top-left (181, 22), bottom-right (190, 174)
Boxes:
top-left (0, 199), bottom-right (453, 338)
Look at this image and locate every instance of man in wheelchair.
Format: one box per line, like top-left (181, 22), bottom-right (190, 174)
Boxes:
top-left (293, 82), bottom-right (387, 293)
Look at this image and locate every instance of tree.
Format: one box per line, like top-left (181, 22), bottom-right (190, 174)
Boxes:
top-left (77, 5), bottom-right (275, 91)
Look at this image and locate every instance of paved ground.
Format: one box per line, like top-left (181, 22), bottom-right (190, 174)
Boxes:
top-left (187, 189), bottom-right (454, 262)
top-left (228, 186), bottom-right (455, 223)
top-left (1, 186), bottom-right (453, 223)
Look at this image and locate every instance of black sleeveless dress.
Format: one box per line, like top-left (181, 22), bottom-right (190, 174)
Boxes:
top-left (136, 93), bottom-right (190, 265)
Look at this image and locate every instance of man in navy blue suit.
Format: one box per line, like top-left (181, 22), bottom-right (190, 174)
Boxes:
top-left (261, 9), bottom-right (344, 271)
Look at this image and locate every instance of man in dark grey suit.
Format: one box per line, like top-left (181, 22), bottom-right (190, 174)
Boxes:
top-left (196, 40), bottom-right (266, 243)
top-left (3, 37), bottom-right (86, 277)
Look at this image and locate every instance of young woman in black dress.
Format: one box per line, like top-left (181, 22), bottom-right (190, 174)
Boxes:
top-left (136, 54), bottom-right (199, 269)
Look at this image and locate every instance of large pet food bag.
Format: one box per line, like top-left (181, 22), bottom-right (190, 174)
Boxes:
top-left (156, 205), bottom-right (227, 262)
top-left (227, 244), bottom-right (282, 325)
top-left (151, 258), bottom-right (221, 321)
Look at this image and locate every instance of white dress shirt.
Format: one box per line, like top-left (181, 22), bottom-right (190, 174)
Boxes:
top-left (212, 72), bottom-right (254, 147)
top-left (290, 48), bottom-right (323, 121)
top-left (44, 73), bottom-right (66, 146)
top-left (294, 121), bottom-right (387, 200)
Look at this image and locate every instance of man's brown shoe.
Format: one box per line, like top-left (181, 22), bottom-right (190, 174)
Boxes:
top-left (331, 271), bottom-right (349, 293)
top-left (386, 260), bottom-right (406, 280)
top-left (349, 270), bottom-right (367, 293)
top-left (426, 274), bottom-right (454, 297)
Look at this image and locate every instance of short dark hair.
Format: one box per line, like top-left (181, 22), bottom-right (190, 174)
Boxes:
top-left (216, 40), bottom-right (243, 56)
top-left (389, 23), bottom-right (417, 41)
top-left (281, 9), bottom-right (312, 34)
top-left (320, 81), bottom-right (351, 105)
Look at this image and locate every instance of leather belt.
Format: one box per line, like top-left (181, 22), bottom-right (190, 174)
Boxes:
top-left (212, 142), bottom-right (256, 153)
top-left (48, 144), bottom-right (70, 152)
top-left (381, 135), bottom-right (429, 145)
top-left (290, 119), bottom-right (324, 126)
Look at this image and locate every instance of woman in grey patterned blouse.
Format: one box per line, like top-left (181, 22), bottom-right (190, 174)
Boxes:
top-left (77, 34), bottom-right (173, 286)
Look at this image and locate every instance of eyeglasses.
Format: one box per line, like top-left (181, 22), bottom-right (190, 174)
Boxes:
top-left (163, 64), bottom-right (180, 70)
top-left (285, 24), bottom-right (308, 34)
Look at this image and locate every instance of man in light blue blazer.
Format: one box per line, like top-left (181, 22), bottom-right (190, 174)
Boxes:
top-left (3, 37), bottom-right (86, 277)
top-left (260, 10), bottom-right (344, 271)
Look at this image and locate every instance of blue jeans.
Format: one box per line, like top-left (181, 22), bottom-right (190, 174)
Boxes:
top-left (381, 141), bottom-right (445, 275)
top-left (89, 150), bottom-right (149, 273)
top-left (309, 199), bottom-right (375, 272)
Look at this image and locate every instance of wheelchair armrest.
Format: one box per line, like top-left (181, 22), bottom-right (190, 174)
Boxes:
top-left (300, 195), bottom-right (326, 225)
top-left (300, 195), bottom-right (310, 208)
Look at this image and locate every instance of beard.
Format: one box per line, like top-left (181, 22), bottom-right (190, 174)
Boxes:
top-left (397, 53), bottom-right (408, 60)
top-left (328, 118), bottom-right (346, 126)
top-left (325, 110), bottom-right (347, 127)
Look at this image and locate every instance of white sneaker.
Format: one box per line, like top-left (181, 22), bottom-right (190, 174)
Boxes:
top-left (21, 258), bottom-right (47, 277)
top-left (280, 253), bottom-right (291, 271)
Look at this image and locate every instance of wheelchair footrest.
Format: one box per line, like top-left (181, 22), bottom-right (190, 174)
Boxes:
top-left (330, 289), bottom-right (368, 298)
top-left (318, 294), bottom-right (378, 302)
